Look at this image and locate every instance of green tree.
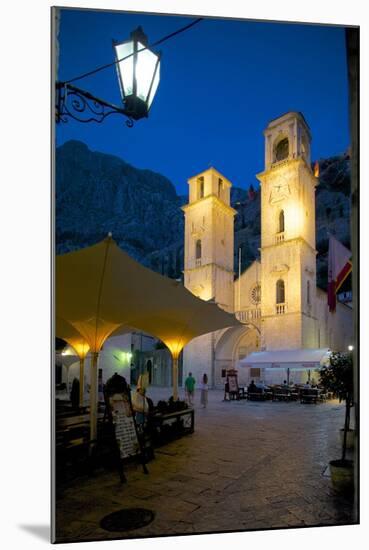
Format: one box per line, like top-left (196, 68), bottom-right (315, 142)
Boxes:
top-left (319, 351), bottom-right (354, 462)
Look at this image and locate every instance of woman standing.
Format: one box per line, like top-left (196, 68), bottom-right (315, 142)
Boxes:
top-left (200, 373), bottom-right (209, 408)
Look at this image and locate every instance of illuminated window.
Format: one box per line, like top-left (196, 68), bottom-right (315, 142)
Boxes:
top-left (198, 176), bottom-right (204, 199)
top-left (278, 210), bottom-right (285, 233)
top-left (275, 138), bottom-right (289, 162)
top-left (195, 239), bottom-right (202, 260)
top-left (276, 279), bottom-right (285, 304)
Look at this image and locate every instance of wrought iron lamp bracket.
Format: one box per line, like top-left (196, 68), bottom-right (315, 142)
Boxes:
top-left (55, 82), bottom-right (134, 127)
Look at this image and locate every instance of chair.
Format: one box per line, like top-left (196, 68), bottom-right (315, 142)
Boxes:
top-left (300, 388), bottom-right (318, 404)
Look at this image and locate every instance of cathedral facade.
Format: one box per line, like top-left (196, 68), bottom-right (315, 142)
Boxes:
top-left (182, 112), bottom-right (353, 387)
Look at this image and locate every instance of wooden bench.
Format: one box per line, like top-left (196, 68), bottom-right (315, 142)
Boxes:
top-left (248, 390), bottom-right (266, 401)
top-left (151, 409), bottom-right (195, 443)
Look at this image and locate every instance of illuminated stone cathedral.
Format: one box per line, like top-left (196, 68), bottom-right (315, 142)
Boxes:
top-left (182, 112), bottom-right (352, 387)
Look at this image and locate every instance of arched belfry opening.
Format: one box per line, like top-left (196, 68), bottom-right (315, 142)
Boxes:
top-left (276, 279), bottom-right (285, 304)
top-left (278, 210), bottom-right (285, 233)
top-left (195, 239), bottom-right (202, 260)
top-left (274, 137), bottom-right (289, 163)
top-left (198, 176), bottom-right (204, 199)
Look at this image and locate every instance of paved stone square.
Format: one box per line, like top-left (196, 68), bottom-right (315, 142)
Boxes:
top-left (55, 389), bottom-right (357, 542)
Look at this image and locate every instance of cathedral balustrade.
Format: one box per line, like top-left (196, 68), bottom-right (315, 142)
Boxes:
top-left (195, 258), bottom-right (202, 267)
top-left (275, 232), bottom-right (285, 244)
top-left (271, 158), bottom-right (290, 170)
top-left (276, 303), bottom-right (286, 315)
top-left (235, 309), bottom-right (261, 323)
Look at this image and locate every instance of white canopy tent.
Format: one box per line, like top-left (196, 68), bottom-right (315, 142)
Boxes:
top-left (239, 348), bottom-right (331, 384)
top-left (56, 236), bottom-right (240, 443)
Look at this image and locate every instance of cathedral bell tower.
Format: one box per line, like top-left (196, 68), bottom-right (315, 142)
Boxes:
top-left (182, 167), bottom-right (236, 313)
top-left (257, 112), bottom-right (319, 349)
top-left (182, 167), bottom-right (236, 387)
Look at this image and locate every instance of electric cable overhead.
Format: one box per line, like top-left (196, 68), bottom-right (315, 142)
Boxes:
top-left (64, 17), bottom-right (204, 85)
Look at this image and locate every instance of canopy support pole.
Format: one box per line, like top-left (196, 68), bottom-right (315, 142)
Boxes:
top-left (89, 352), bottom-right (99, 446)
top-left (287, 367), bottom-right (290, 386)
top-left (172, 355), bottom-right (179, 401)
top-left (79, 357), bottom-right (85, 408)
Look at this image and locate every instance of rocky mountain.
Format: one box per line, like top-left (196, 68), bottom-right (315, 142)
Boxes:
top-left (56, 140), bottom-right (184, 263)
top-left (56, 140), bottom-right (351, 290)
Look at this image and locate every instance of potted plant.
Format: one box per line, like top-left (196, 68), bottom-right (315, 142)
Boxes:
top-left (319, 351), bottom-right (355, 494)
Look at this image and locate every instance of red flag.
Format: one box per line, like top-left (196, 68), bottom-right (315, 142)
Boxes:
top-left (328, 236), bottom-right (352, 312)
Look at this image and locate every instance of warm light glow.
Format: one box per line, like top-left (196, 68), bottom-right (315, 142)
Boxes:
top-left (73, 342), bottom-right (90, 359)
top-left (284, 198), bottom-right (308, 240)
top-left (348, 345), bottom-right (354, 351)
top-left (314, 161), bottom-right (320, 177)
top-left (164, 340), bottom-right (186, 360)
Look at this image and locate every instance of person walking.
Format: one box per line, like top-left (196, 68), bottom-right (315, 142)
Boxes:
top-left (185, 372), bottom-right (196, 406)
top-left (200, 373), bottom-right (209, 408)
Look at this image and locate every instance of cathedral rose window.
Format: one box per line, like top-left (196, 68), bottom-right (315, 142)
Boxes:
top-left (250, 284), bottom-right (261, 305)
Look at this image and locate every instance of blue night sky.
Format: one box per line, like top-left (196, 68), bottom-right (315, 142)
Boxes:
top-left (56, 9), bottom-right (349, 196)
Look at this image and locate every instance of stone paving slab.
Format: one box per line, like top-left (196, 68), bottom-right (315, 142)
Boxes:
top-left (55, 389), bottom-right (357, 542)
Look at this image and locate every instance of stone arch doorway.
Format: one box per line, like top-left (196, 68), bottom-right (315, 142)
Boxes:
top-left (214, 325), bottom-right (259, 387)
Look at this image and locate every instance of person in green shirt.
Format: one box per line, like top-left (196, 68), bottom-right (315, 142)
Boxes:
top-left (185, 372), bottom-right (196, 406)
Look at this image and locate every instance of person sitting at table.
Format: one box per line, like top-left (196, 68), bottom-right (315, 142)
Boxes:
top-left (256, 379), bottom-right (268, 391)
top-left (248, 380), bottom-right (257, 393)
top-left (303, 380), bottom-right (311, 389)
top-left (282, 380), bottom-right (288, 387)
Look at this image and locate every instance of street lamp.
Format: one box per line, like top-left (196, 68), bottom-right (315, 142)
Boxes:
top-left (56, 26), bottom-right (161, 126)
top-left (114, 26), bottom-right (161, 121)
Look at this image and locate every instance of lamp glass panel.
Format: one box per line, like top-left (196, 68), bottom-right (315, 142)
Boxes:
top-left (147, 60), bottom-right (160, 108)
top-left (136, 41), bottom-right (159, 102)
top-left (115, 41), bottom-right (134, 97)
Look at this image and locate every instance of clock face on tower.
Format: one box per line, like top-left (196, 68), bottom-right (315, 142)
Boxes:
top-left (269, 174), bottom-right (291, 204)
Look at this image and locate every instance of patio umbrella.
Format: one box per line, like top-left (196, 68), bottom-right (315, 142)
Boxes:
top-left (56, 235), bottom-right (240, 442)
